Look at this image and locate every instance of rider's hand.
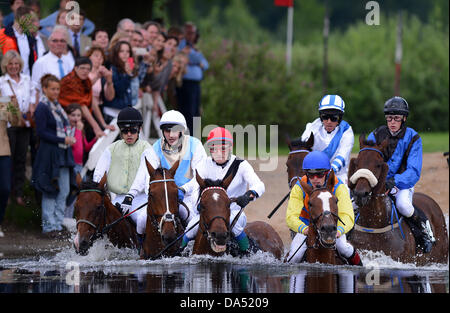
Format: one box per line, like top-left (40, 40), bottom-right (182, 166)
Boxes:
top-left (235, 190), bottom-right (257, 208)
top-left (385, 177), bottom-right (396, 191)
top-left (121, 194), bottom-right (134, 214)
top-left (302, 227), bottom-right (309, 236)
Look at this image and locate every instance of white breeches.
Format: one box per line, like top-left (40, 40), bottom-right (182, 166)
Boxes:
top-left (184, 210), bottom-right (247, 240)
top-left (287, 232), bottom-right (355, 264)
top-left (136, 200), bottom-right (194, 235)
top-left (391, 187), bottom-right (414, 218)
top-left (113, 193), bottom-right (148, 225)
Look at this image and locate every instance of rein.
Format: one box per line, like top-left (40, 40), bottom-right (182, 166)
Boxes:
top-left (76, 188), bottom-right (108, 242)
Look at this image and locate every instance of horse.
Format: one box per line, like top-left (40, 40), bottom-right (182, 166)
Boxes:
top-left (285, 133), bottom-right (314, 189)
top-left (193, 171), bottom-right (284, 259)
top-left (287, 169), bottom-right (346, 266)
top-left (141, 159), bottom-right (185, 259)
top-left (347, 134), bottom-right (449, 265)
top-left (73, 173), bottom-right (138, 255)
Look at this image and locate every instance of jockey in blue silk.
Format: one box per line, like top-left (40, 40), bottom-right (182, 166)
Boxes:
top-left (301, 95), bottom-right (354, 184)
top-left (367, 96), bottom-right (435, 253)
top-left (285, 151), bottom-right (362, 265)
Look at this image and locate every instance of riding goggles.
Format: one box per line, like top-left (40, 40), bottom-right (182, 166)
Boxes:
top-left (120, 126), bottom-right (139, 134)
top-left (306, 169), bottom-right (329, 179)
top-left (385, 115), bottom-right (403, 122)
top-left (320, 114), bottom-right (340, 122)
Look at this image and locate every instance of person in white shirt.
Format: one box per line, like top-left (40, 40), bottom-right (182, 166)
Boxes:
top-left (31, 25), bottom-right (74, 90)
top-left (179, 127), bottom-right (265, 255)
top-left (0, 50), bottom-right (38, 205)
top-left (301, 95), bottom-right (354, 184)
top-left (122, 110), bottom-right (207, 249)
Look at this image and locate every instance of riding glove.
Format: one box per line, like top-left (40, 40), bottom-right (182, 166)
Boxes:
top-left (121, 194), bottom-right (134, 214)
top-left (236, 190), bottom-right (258, 208)
top-left (385, 177), bottom-right (396, 191)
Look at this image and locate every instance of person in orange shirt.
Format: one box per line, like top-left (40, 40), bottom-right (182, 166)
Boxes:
top-left (59, 57), bottom-right (105, 139)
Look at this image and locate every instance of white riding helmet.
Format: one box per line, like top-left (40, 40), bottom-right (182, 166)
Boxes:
top-left (159, 110), bottom-right (187, 131)
top-left (318, 95), bottom-right (345, 113)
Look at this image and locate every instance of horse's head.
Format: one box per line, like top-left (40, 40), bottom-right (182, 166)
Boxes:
top-left (196, 171), bottom-right (234, 253)
top-left (348, 134), bottom-right (389, 207)
top-left (300, 170), bottom-right (339, 248)
top-left (145, 158), bottom-right (180, 246)
top-left (286, 133), bottom-right (314, 188)
top-left (74, 173), bottom-right (108, 255)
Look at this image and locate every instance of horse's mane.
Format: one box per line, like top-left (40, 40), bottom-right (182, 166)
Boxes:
top-left (362, 139), bottom-right (378, 147)
top-left (203, 178), bottom-right (225, 189)
top-left (79, 180), bottom-right (110, 198)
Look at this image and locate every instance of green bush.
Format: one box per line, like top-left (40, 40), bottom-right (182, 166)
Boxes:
top-left (197, 14), bottom-right (449, 138)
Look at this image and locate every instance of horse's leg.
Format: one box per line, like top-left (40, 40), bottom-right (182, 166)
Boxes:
top-left (244, 221), bottom-right (284, 260)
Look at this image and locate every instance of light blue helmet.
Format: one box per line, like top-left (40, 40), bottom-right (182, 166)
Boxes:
top-left (302, 151), bottom-right (331, 173)
top-left (319, 95), bottom-right (345, 113)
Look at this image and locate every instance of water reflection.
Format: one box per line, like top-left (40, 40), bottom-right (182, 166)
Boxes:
top-left (0, 263), bottom-right (447, 293)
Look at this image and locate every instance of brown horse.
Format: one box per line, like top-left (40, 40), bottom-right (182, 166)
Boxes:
top-left (348, 134), bottom-right (448, 265)
top-left (141, 159), bottom-right (185, 259)
top-left (74, 173), bottom-right (138, 255)
top-left (287, 170), bottom-right (346, 265)
top-left (193, 171), bottom-right (284, 259)
top-left (286, 133), bottom-right (314, 189)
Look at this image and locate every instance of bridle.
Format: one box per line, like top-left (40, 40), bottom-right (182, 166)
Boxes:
top-left (146, 169), bottom-right (180, 235)
top-left (198, 186), bottom-right (231, 242)
top-left (75, 188), bottom-right (108, 243)
top-left (306, 187), bottom-right (345, 250)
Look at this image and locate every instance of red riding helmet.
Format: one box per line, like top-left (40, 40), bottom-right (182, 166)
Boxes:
top-left (206, 127), bottom-right (233, 146)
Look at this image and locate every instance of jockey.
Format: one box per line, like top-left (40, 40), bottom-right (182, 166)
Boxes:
top-left (367, 96), bottom-right (435, 253)
top-left (301, 95), bottom-right (354, 184)
top-left (285, 151), bottom-right (362, 265)
top-left (179, 127), bottom-right (265, 255)
top-left (93, 106), bottom-right (151, 226)
top-left (123, 110), bottom-right (207, 246)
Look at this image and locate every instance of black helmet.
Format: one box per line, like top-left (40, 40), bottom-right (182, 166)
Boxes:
top-left (117, 106), bottom-right (143, 128)
top-left (383, 96), bottom-right (409, 116)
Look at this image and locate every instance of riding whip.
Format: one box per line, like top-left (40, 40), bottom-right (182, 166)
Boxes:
top-left (101, 201), bottom-right (148, 234)
top-left (286, 237), bottom-right (307, 263)
top-left (267, 191), bottom-right (290, 219)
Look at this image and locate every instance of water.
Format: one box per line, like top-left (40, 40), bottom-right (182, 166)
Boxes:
top-left (0, 238), bottom-right (448, 293)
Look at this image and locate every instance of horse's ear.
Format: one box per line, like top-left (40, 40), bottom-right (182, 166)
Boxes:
top-left (285, 133), bottom-right (292, 150)
top-left (359, 133), bottom-right (366, 149)
top-left (195, 170), bottom-right (206, 189)
top-left (145, 157), bottom-right (156, 177)
top-left (306, 132), bottom-right (314, 149)
top-left (76, 172), bottom-right (82, 189)
top-left (326, 170), bottom-right (336, 193)
top-left (300, 179), bottom-right (312, 196)
top-left (222, 171), bottom-right (234, 190)
top-left (98, 172), bottom-right (107, 190)
top-left (169, 160), bottom-right (180, 177)
top-left (379, 139), bottom-right (389, 156)
top-left (347, 158), bottom-right (357, 189)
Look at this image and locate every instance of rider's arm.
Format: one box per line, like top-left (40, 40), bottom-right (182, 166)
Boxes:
top-left (394, 135), bottom-right (422, 190)
top-left (190, 137), bottom-right (208, 172)
top-left (335, 184), bottom-right (355, 236)
top-left (93, 147), bottom-right (111, 183)
top-left (331, 126), bottom-right (354, 175)
top-left (286, 184), bottom-right (307, 234)
top-left (128, 148), bottom-right (160, 198)
top-left (240, 161), bottom-right (265, 198)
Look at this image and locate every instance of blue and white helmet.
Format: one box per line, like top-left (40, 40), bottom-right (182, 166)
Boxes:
top-left (318, 95), bottom-right (345, 113)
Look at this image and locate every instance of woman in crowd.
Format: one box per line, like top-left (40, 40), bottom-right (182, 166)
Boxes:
top-left (91, 28), bottom-right (110, 55)
top-left (86, 46), bottom-right (115, 132)
top-left (102, 41), bottom-right (137, 123)
top-left (0, 50), bottom-right (38, 206)
top-left (32, 74), bottom-right (76, 238)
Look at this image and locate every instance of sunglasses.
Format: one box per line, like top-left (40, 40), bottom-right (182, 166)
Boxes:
top-left (320, 114), bottom-right (340, 122)
top-left (385, 115), bottom-right (403, 122)
top-left (120, 127), bottom-right (139, 134)
top-left (306, 170), bottom-right (329, 179)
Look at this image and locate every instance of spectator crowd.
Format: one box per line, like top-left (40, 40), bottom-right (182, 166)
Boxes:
top-left (0, 0), bottom-right (209, 238)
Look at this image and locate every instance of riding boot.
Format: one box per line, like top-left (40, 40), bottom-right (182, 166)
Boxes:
top-left (173, 235), bottom-right (190, 257)
top-left (404, 208), bottom-right (435, 253)
top-left (236, 232), bottom-right (250, 257)
top-left (346, 249), bottom-right (363, 266)
top-left (137, 233), bottom-right (145, 256)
